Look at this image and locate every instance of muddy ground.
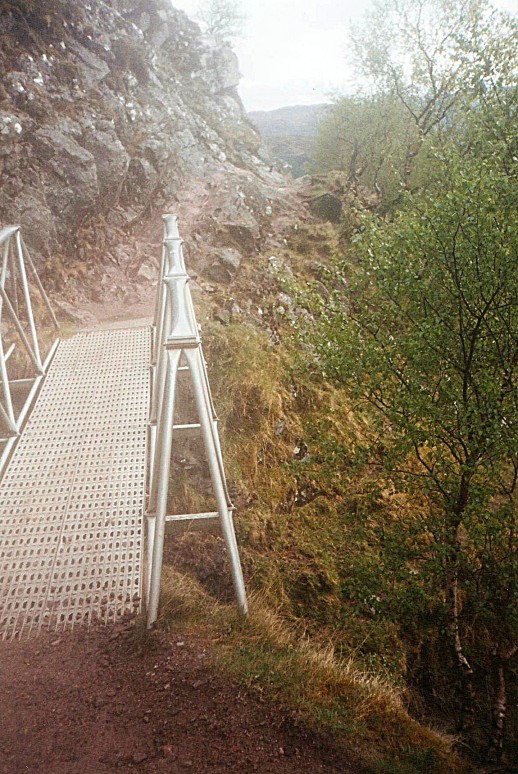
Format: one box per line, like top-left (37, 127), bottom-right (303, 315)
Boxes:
top-left (0, 619), bottom-right (359, 774)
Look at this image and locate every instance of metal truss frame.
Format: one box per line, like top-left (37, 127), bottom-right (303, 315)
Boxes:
top-left (0, 226), bottom-right (60, 477)
top-left (146, 215), bottom-right (248, 627)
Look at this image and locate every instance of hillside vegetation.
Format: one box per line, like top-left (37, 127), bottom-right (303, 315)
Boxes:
top-left (163, 0), bottom-right (517, 770)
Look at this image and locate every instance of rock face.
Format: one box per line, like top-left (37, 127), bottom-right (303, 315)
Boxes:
top-left (0, 0), bottom-right (299, 305)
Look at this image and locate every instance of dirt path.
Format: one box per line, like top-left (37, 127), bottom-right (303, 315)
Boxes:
top-left (0, 620), bottom-right (358, 774)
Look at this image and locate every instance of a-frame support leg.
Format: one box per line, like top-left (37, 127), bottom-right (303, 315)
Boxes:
top-left (185, 347), bottom-right (248, 615)
top-left (147, 348), bottom-right (181, 627)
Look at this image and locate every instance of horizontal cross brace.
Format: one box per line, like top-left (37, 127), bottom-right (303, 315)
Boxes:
top-left (150, 362), bottom-right (190, 371)
top-left (9, 377), bottom-right (35, 388)
top-left (165, 334), bottom-right (201, 347)
top-left (148, 421), bottom-right (201, 435)
top-left (172, 422), bottom-right (200, 437)
top-left (0, 431), bottom-right (19, 442)
top-left (164, 511), bottom-right (219, 535)
top-left (166, 511), bottom-right (219, 522)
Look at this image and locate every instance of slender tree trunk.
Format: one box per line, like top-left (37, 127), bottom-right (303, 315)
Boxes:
top-left (488, 645), bottom-right (517, 762)
top-left (444, 475), bottom-right (476, 731)
top-left (447, 571), bottom-right (475, 731)
top-left (488, 658), bottom-right (507, 762)
top-left (402, 137), bottom-right (422, 188)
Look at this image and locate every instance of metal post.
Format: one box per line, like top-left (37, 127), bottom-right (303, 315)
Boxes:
top-left (147, 348), bottom-right (181, 627)
top-left (197, 346), bottom-right (230, 497)
top-left (14, 230), bottom-right (42, 371)
top-left (0, 287), bottom-right (43, 373)
top-left (185, 346), bottom-right (248, 615)
top-left (149, 349), bottom-right (167, 509)
top-left (20, 237), bottom-right (60, 331)
top-left (149, 287), bottom-right (173, 507)
top-left (150, 240), bottom-right (183, 423)
top-left (152, 279), bottom-right (166, 369)
top-left (152, 213), bottom-right (179, 364)
top-left (151, 239), bottom-right (183, 400)
top-left (0, 402), bottom-right (18, 436)
top-left (1, 239), bottom-right (10, 286)
top-left (152, 241), bottom-right (166, 332)
top-left (146, 512), bottom-right (156, 607)
top-left (163, 213), bottom-right (180, 240)
top-left (150, 285), bottom-right (171, 425)
top-left (0, 301), bottom-right (17, 434)
top-left (9, 238), bottom-right (19, 319)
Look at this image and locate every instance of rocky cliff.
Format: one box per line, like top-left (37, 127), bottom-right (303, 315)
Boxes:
top-left (0, 0), bottom-right (299, 315)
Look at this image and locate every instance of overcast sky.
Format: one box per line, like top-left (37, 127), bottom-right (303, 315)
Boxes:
top-left (171, 0), bottom-right (518, 112)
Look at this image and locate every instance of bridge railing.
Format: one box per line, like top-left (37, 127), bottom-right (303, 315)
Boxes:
top-left (0, 226), bottom-right (60, 475)
top-left (146, 214), bottom-right (248, 627)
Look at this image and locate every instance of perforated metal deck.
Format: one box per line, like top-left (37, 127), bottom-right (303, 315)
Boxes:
top-left (0, 327), bottom-right (151, 639)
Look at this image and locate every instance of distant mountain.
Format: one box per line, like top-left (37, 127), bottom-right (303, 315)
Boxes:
top-left (249, 104), bottom-right (330, 177)
top-left (249, 104), bottom-right (330, 137)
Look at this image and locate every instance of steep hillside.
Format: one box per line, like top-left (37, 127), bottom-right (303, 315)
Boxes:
top-left (0, 0), bottom-right (299, 315)
top-left (249, 103), bottom-right (329, 177)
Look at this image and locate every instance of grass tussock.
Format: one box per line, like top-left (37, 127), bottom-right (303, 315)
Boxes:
top-left (157, 567), bottom-right (471, 774)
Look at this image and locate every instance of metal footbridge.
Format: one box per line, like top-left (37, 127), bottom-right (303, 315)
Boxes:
top-left (0, 216), bottom-right (247, 640)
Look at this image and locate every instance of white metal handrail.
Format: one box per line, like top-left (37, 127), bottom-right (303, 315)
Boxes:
top-left (0, 226), bottom-right (60, 476)
top-left (146, 214), bottom-right (248, 627)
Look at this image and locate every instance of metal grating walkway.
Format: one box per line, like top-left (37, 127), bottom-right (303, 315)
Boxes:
top-left (0, 327), bottom-right (151, 639)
